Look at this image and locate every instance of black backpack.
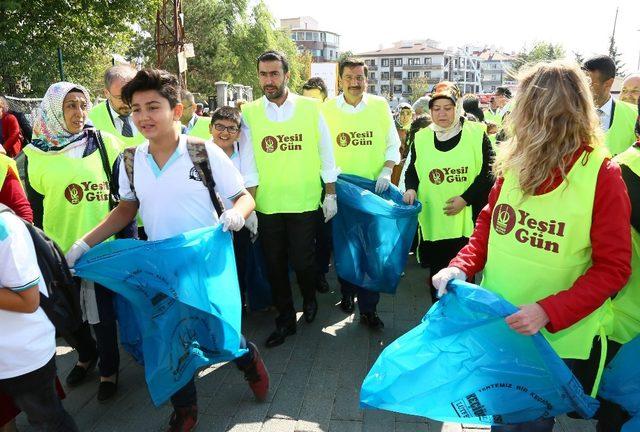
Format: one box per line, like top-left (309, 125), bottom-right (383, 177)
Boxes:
top-left (8, 110), bottom-right (33, 144)
top-left (0, 204), bottom-right (83, 348)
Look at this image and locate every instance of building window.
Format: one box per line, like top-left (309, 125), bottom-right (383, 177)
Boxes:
top-left (368, 85), bottom-right (376, 94)
top-left (393, 71), bottom-right (402, 80)
top-left (291, 33), bottom-right (297, 41)
top-left (369, 59), bottom-right (376, 66)
top-left (407, 58), bottom-right (421, 65)
top-left (305, 32), bottom-right (312, 41)
top-left (408, 71), bottom-right (420, 78)
top-left (381, 71), bottom-right (390, 80)
top-left (382, 58), bottom-right (389, 67)
top-left (424, 71), bottom-right (431, 78)
top-left (321, 32), bottom-right (326, 42)
top-left (369, 72), bottom-right (375, 79)
top-left (312, 32), bottom-right (320, 41)
top-left (394, 58), bottom-right (402, 66)
top-left (381, 85), bottom-right (390, 94)
top-left (393, 85), bottom-right (402, 93)
top-left (424, 57), bottom-right (432, 65)
top-left (406, 85), bottom-right (412, 93)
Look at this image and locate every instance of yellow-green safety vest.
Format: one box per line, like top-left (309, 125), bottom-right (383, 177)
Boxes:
top-left (89, 101), bottom-right (146, 148)
top-left (321, 95), bottom-right (390, 180)
top-left (604, 100), bottom-right (638, 156)
top-left (186, 116), bottom-right (211, 140)
top-left (414, 122), bottom-right (483, 241)
top-left (23, 131), bottom-right (123, 253)
top-left (482, 145), bottom-right (611, 360)
top-left (241, 96), bottom-right (322, 214)
top-left (483, 109), bottom-right (503, 128)
top-left (611, 146), bottom-right (640, 344)
top-left (0, 154), bottom-right (19, 189)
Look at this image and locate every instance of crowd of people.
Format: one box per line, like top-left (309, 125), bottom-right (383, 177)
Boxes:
top-left (0, 50), bottom-right (639, 432)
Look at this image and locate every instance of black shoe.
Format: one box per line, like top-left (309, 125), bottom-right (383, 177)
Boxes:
top-left (97, 376), bottom-right (118, 402)
top-left (339, 296), bottom-right (355, 314)
top-left (66, 357), bottom-right (97, 387)
top-left (265, 324), bottom-right (296, 348)
top-left (303, 299), bottom-right (318, 323)
top-left (317, 274), bottom-right (330, 293)
top-left (360, 312), bottom-right (384, 330)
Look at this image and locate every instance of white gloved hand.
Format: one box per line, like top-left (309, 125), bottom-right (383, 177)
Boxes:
top-left (220, 209), bottom-right (245, 232)
top-left (322, 193), bottom-right (337, 222)
top-left (65, 239), bottom-right (90, 269)
top-left (432, 266), bottom-right (466, 298)
top-left (244, 211), bottom-right (258, 236)
top-left (375, 167), bottom-right (393, 194)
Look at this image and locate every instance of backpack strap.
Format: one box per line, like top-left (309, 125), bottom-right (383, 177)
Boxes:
top-left (94, 131), bottom-right (117, 210)
top-left (122, 147), bottom-right (137, 201)
top-left (185, 137), bottom-right (225, 217)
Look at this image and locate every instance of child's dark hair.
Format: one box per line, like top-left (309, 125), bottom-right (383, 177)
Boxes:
top-left (121, 68), bottom-right (181, 108)
top-left (210, 106), bottom-right (241, 127)
top-left (405, 115), bottom-right (432, 149)
top-left (302, 77), bottom-right (328, 98)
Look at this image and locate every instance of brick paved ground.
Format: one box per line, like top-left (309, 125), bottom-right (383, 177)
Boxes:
top-left (17, 258), bottom-right (595, 431)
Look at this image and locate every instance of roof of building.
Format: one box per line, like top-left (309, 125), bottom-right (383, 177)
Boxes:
top-left (473, 49), bottom-right (517, 61)
top-left (357, 41), bottom-right (445, 57)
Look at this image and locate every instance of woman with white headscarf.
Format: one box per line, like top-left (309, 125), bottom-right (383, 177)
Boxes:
top-left (403, 83), bottom-right (494, 303)
top-left (23, 82), bottom-right (129, 402)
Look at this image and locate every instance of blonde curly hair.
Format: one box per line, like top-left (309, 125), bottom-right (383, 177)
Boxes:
top-left (493, 61), bottom-right (603, 197)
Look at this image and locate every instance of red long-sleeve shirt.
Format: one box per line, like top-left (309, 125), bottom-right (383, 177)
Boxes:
top-left (0, 168), bottom-right (33, 222)
top-left (450, 146), bottom-right (632, 333)
top-left (1, 113), bottom-right (23, 158)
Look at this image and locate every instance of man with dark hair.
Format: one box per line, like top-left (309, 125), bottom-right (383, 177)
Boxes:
top-left (583, 55), bottom-right (638, 155)
top-left (302, 77), bottom-right (328, 101)
top-left (180, 90), bottom-right (210, 139)
top-left (320, 56), bottom-right (401, 329)
top-left (240, 50), bottom-right (339, 347)
top-left (89, 65), bottom-right (145, 147)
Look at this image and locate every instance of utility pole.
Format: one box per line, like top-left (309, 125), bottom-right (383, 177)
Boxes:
top-left (156, 0), bottom-right (187, 88)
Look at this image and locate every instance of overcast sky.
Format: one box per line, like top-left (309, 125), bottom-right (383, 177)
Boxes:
top-left (260, 0), bottom-right (640, 73)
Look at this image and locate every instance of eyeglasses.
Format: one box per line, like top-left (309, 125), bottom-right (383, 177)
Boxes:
top-left (213, 123), bottom-right (239, 133)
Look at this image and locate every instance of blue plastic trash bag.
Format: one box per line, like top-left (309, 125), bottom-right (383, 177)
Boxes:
top-left (74, 226), bottom-right (247, 406)
top-left (333, 174), bottom-right (421, 293)
top-left (600, 335), bottom-right (640, 431)
top-left (244, 238), bottom-right (272, 311)
top-left (114, 294), bottom-right (144, 365)
top-left (361, 280), bottom-right (599, 425)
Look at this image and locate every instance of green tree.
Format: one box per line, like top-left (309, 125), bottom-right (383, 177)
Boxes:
top-left (608, 36), bottom-right (626, 77)
top-left (179, 0), bottom-right (304, 97)
top-left (0, 0), bottom-right (159, 96)
top-left (513, 42), bottom-right (565, 72)
top-left (409, 76), bottom-right (431, 102)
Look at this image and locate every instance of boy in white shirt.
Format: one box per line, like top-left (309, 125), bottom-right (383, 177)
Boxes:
top-left (0, 209), bottom-right (79, 432)
top-left (65, 69), bottom-right (269, 432)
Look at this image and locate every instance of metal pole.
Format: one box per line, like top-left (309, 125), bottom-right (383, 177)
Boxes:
top-left (57, 47), bottom-right (65, 81)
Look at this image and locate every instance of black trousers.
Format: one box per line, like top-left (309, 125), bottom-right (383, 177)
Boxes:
top-left (257, 210), bottom-right (318, 327)
top-left (420, 237), bottom-right (470, 303)
top-left (0, 357), bottom-right (78, 432)
top-left (315, 211), bottom-right (333, 276)
top-left (233, 227), bottom-right (251, 309)
top-left (73, 283), bottom-right (120, 377)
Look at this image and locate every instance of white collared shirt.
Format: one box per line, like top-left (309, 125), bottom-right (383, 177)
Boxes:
top-left (238, 90), bottom-right (338, 188)
top-left (597, 96), bottom-right (613, 132)
top-left (334, 93), bottom-right (401, 164)
top-left (118, 134), bottom-right (245, 241)
top-left (108, 101), bottom-right (139, 136)
top-left (184, 114), bottom-right (198, 134)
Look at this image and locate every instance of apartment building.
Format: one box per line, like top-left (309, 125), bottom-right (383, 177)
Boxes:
top-left (281, 16), bottom-right (340, 62)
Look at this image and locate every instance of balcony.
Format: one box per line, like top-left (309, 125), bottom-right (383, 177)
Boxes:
top-left (403, 78), bottom-right (440, 85)
top-left (402, 64), bottom-right (442, 71)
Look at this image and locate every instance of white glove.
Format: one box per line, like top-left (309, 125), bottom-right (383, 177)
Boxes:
top-left (220, 209), bottom-right (245, 232)
top-left (322, 193), bottom-right (337, 222)
top-left (244, 211), bottom-right (258, 236)
top-left (65, 239), bottom-right (90, 269)
top-left (432, 266), bottom-right (466, 298)
top-left (375, 167), bottom-right (393, 194)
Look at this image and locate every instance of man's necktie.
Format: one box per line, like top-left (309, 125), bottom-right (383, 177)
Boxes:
top-left (119, 115), bottom-right (133, 137)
